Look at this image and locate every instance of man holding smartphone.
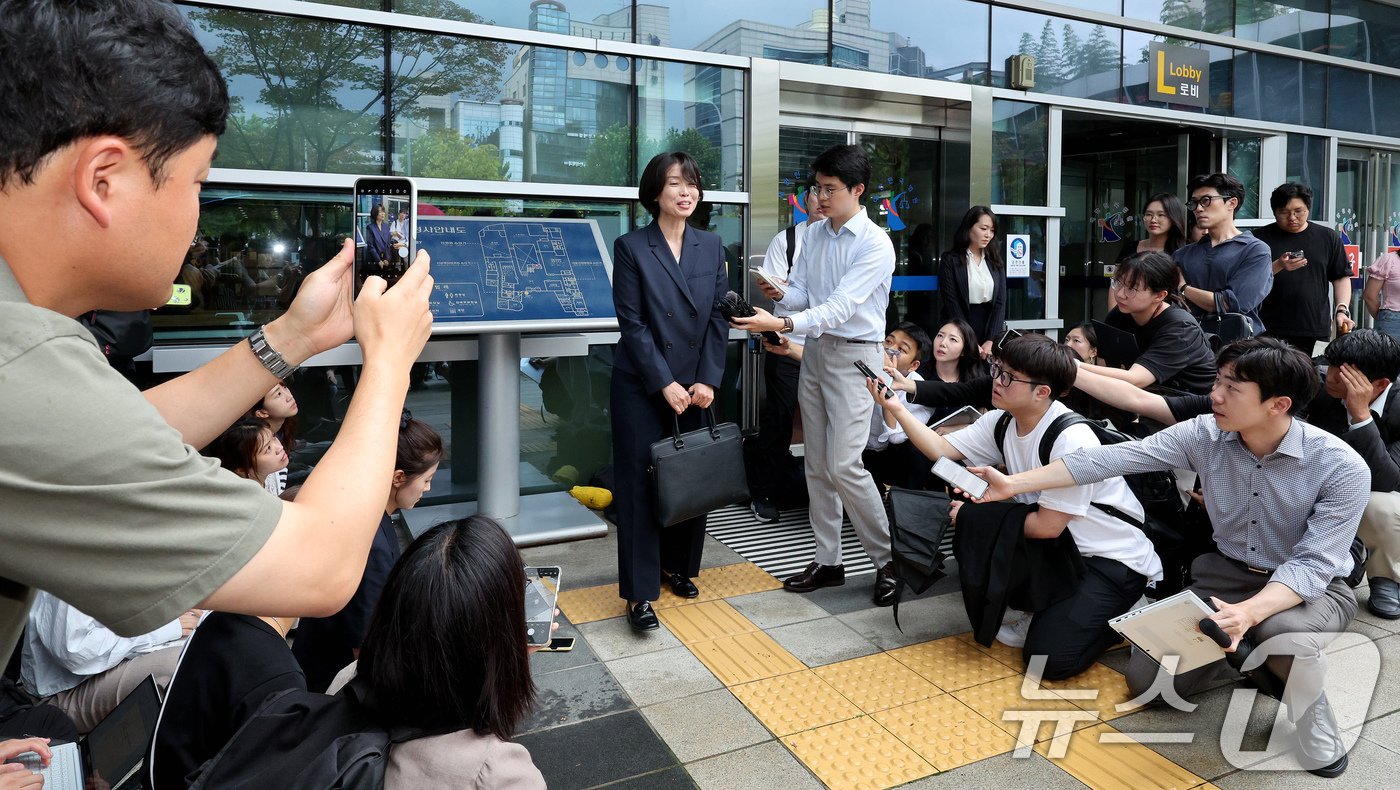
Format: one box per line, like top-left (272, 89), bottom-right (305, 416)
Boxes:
top-left (1255, 183), bottom-right (1355, 354)
top-left (0, 1), bottom-right (434, 665)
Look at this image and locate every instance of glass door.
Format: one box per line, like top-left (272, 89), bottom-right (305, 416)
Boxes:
top-left (1336, 148), bottom-right (1400, 322)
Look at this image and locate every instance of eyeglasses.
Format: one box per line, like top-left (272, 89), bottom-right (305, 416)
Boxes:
top-left (815, 184), bottom-right (849, 199)
top-left (1141, 211), bottom-right (1169, 220)
top-left (1274, 207), bottom-right (1309, 219)
top-left (989, 361), bottom-right (1046, 389)
top-left (1186, 195), bottom-right (1229, 210)
top-left (1109, 280), bottom-right (1146, 297)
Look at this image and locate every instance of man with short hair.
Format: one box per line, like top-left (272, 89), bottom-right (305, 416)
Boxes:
top-left (877, 334), bottom-right (1162, 679)
top-left (731, 144), bottom-right (898, 605)
top-left (1174, 173), bottom-right (1274, 336)
top-left (973, 338), bottom-right (1368, 777)
top-left (1255, 183), bottom-right (1355, 354)
top-left (0, 0), bottom-right (434, 663)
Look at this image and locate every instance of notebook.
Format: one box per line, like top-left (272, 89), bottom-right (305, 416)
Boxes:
top-left (1090, 319), bottom-right (1141, 368)
top-left (1108, 590), bottom-right (1226, 675)
top-left (8, 674), bottom-right (161, 790)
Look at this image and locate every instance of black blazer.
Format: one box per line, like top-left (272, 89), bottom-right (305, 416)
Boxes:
top-left (938, 250), bottom-right (1007, 342)
top-left (1305, 388), bottom-right (1400, 492)
top-left (611, 222), bottom-right (728, 394)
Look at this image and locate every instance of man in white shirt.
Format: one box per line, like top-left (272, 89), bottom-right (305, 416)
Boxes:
top-left (733, 144), bottom-right (899, 605)
top-left (877, 333), bottom-right (1163, 678)
top-left (862, 323), bottom-right (935, 489)
top-left (22, 592), bottom-right (197, 732)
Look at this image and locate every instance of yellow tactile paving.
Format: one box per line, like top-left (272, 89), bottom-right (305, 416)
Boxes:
top-left (814, 653), bottom-right (942, 713)
top-left (951, 675), bottom-right (1097, 747)
top-left (555, 562), bottom-right (781, 625)
top-left (690, 630), bottom-right (806, 686)
top-left (1036, 722), bottom-right (1206, 789)
top-left (1041, 662), bottom-right (1145, 721)
top-left (873, 694), bottom-right (1018, 772)
top-left (730, 670), bottom-right (863, 737)
top-left (656, 599), bottom-right (758, 644)
top-left (783, 715), bottom-right (936, 790)
top-left (955, 631), bottom-right (1027, 670)
top-left (888, 635), bottom-right (1018, 692)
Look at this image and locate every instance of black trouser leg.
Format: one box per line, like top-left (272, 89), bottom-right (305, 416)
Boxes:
top-left (1023, 555), bottom-right (1147, 680)
top-left (748, 353), bottom-right (801, 501)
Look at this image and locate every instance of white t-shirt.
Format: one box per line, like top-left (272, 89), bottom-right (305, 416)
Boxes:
top-left (945, 400), bottom-right (1163, 580)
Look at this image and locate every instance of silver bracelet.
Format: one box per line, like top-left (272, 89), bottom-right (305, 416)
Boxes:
top-left (248, 326), bottom-right (296, 379)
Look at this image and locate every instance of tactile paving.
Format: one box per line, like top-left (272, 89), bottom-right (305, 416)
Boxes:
top-left (888, 635), bottom-right (1017, 692)
top-left (656, 600), bottom-right (757, 644)
top-left (730, 670), bottom-right (862, 737)
top-left (782, 715), bottom-right (936, 790)
top-left (1041, 661), bottom-right (1143, 721)
top-left (690, 630), bottom-right (806, 686)
top-left (873, 694), bottom-right (1018, 771)
top-left (1035, 722), bottom-right (1206, 789)
top-left (684, 561), bottom-right (784, 601)
top-left (956, 631), bottom-right (1027, 670)
top-left (814, 653), bottom-right (942, 713)
top-left (556, 562), bottom-right (781, 625)
top-left (951, 675), bottom-right (1096, 747)
top-left (556, 583), bottom-right (627, 624)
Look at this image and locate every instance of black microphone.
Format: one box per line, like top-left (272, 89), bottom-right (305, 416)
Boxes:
top-left (1198, 617), bottom-right (1285, 699)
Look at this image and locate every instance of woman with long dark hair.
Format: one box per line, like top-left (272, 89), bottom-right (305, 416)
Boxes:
top-left (1118, 193), bottom-right (1188, 260)
top-left (939, 206), bottom-right (1005, 358)
top-left (610, 152), bottom-right (728, 632)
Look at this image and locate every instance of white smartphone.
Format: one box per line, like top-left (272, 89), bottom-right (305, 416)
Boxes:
top-left (523, 566), bottom-right (561, 647)
top-left (749, 267), bottom-right (788, 300)
top-left (932, 457), bottom-right (989, 500)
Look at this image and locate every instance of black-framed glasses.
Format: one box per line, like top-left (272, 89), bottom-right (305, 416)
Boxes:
top-left (989, 361), bottom-right (1046, 389)
top-left (1186, 194), bottom-right (1228, 210)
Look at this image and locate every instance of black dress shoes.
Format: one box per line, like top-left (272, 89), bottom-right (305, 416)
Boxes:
top-left (663, 571), bottom-right (699, 598)
top-left (628, 601), bottom-right (659, 632)
top-left (1368, 577), bottom-right (1400, 619)
top-left (783, 562), bottom-right (845, 593)
top-left (873, 561), bottom-right (898, 607)
top-left (1295, 693), bottom-right (1348, 778)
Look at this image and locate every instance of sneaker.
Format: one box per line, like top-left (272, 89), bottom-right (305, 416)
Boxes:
top-left (750, 497), bottom-right (780, 523)
top-left (995, 609), bottom-right (1033, 648)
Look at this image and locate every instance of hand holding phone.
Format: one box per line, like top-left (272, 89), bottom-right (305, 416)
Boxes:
top-left (523, 566), bottom-right (561, 647)
top-left (855, 359), bottom-right (894, 399)
top-left (932, 457), bottom-right (989, 500)
top-left (749, 267), bottom-right (787, 300)
top-left (353, 177), bottom-right (417, 297)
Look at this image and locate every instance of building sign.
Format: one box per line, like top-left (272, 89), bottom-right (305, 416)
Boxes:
top-left (1345, 245), bottom-right (1362, 278)
top-left (1007, 235), bottom-right (1031, 278)
top-left (1149, 43), bottom-right (1209, 108)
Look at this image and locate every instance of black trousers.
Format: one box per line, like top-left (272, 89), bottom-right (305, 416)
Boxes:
top-left (610, 368), bottom-right (707, 602)
top-left (747, 352), bottom-right (802, 503)
top-left (1023, 554), bottom-right (1147, 681)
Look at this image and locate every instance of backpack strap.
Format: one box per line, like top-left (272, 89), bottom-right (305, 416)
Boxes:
top-left (993, 411), bottom-right (1013, 459)
top-left (784, 223), bottom-right (797, 277)
top-left (1035, 412), bottom-right (1151, 532)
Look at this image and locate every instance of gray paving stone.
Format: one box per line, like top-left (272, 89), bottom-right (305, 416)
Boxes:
top-left (686, 740), bottom-right (824, 790)
top-left (607, 646), bottom-right (724, 707)
top-left (837, 591), bottom-right (970, 649)
top-left (1213, 736), bottom-right (1400, 789)
top-left (578, 615), bottom-right (682, 661)
top-left (727, 588), bottom-right (830, 630)
top-left (1110, 682), bottom-right (1288, 781)
top-left (802, 577), bottom-right (885, 615)
top-left (521, 530), bottom-right (620, 590)
top-left (529, 614), bottom-right (599, 676)
top-left (1358, 711), bottom-right (1400, 755)
top-left (700, 534), bottom-right (745, 568)
top-left (641, 688), bottom-right (771, 763)
top-left (766, 616), bottom-right (881, 667)
top-left (515, 710), bottom-right (674, 790)
top-left (895, 751), bottom-right (1088, 788)
top-left (523, 661), bottom-right (632, 734)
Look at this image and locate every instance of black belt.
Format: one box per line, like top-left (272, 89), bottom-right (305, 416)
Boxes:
top-left (838, 338), bottom-right (880, 345)
top-left (1216, 551), bottom-right (1273, 576)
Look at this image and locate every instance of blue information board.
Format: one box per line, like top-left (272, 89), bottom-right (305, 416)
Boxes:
top-left (417, 216), bottom-right (617, 334)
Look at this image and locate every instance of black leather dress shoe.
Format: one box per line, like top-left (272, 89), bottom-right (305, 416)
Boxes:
top-left (1368, 577), bottom-right (1400, 619)
top-left (628, 601), bottom-right (659, 632)
top-left (663, 571), bottom-right (699, 598)
top-left (783, 562), bottom-right (845, 593)
top-left (1295, 693), bottom-right (1348, 778)
top-left (873, 561), bottom-right (898, 607)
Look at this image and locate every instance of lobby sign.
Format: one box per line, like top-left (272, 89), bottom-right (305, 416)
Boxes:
top-left (1149, 43), bottom-right (1209, 108)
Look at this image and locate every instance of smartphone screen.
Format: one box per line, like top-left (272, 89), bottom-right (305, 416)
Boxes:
top-left (932, 457), bottom-right (989, 500)
top-left (523, 566), bottom-right (561, 647)
top-left (353, 177), bottom-right (416, 296)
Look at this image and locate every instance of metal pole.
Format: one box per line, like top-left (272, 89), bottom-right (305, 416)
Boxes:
top-left (477, 331), bottom-right (521, 521)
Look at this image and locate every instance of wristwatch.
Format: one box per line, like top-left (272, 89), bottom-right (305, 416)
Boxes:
top-left (781, 316), bottom-right (794, 333)
top-left (248, 326), bottom-right (297, 379)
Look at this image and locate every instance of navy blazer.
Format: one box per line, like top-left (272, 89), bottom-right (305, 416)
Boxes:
top-left (938, 250), bottom-right (1008, 342)
top-left (612, 222), bottom-right (729, 394)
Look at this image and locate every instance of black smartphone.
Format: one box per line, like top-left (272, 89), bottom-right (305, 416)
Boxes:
top-left (523, 566), bottom-right (561, 647)
top-left (539, 636), bottom-right (576, 653)
top-left (854, 359), bottom-right (894, 399)
top-left (353, 176), bottom-right (417, 297)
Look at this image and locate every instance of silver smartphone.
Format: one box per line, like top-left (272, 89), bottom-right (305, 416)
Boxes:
top-left (523, 566), bottom-right (561, 647)
top-left (352, 176), bottom-right (417, 297)
top-left (932, 456), bottom-right (989, 500)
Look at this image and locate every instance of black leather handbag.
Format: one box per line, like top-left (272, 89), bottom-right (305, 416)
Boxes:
top-left (1199, 291), bottom-right (1257, 343)
top-left (648, 407), bottom-right (748, 527)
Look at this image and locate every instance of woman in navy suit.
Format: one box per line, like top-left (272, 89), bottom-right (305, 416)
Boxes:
top-left (938, 206), bottom-right (1006, 358)
top-left (611, 152), bottom-right (729, 632)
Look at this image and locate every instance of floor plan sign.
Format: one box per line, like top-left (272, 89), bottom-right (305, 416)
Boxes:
top-left (417, 216), bottom-right (617, 333)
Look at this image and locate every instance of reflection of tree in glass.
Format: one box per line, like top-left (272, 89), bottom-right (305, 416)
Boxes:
top-left (581, 125), bottom-right (722, 190)
top-left (408, 129), bottom-right (508, 180)
top-left (1017, 21), bottom-right (1121, 89)
top-left (190, 2), bottom-right (507, 173)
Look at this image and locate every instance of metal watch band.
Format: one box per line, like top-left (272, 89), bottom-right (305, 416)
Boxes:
top-left (249, 326), bottom-right (296, 379)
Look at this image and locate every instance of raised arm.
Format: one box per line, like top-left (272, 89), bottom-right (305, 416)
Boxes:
top-left (866, 379), bottom-right (964, 463)
top-left (1073, 364), bottom-right (1177, 425)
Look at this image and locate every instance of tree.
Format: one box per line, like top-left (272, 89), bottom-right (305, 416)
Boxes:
top-left (1081, 26), bottom-right (1121, 80)
top-left (190, 0), bottom-right (507, 173)
top-left (580, 124), bottom-right (633, 187)
top-left (406, 129), bottom-right (508, 180)
top-left (1060, 25), bottom-right (1084, 80)
top-left (1036, 20), bottom-right (1065, 87)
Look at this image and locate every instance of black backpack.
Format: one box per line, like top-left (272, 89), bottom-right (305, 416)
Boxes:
top-left (994, 411), bottom-right (1209, 599)
top-left (188, 676), bottom-right (424, 790)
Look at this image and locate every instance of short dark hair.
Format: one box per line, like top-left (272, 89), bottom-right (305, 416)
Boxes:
top-left (890, 321), bottom-right (932, 366)
top-left (811, 144), bottom-right (871, 191)
top-left (202, 418), bottom-right (269, 481)
top-left (638, 151), bottom-right (704, 218)
top-left (997, 333), bottom-right (1077, 398)
top-left (952, 206), bottom-right (1004, 270)
top-left (1187, 173), bottom-right (1247, 215)
top-left (1324, 329), bottom-right (1400, 384)
top-left (0, 0), bottom-right (229, 190)
top-left (396, 415), bottom-right (444, 479)
top-left (357, 516), bottom-right (535, 737)
top-left (1269, 182), bottom-right (1314, 213)
top-left (1114, 251), bottom-right (1185, 307)
top-left (1219, 337), bottom-right (1318, 414)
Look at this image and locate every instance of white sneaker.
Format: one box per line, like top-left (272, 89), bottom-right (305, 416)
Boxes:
top-left (995, 609), bottom-right (1033, 648)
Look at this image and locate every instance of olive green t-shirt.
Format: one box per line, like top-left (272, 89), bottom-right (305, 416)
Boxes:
top-left (0, 255), bottom-right (282, 661)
